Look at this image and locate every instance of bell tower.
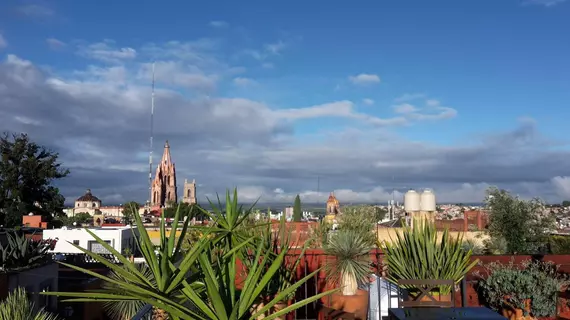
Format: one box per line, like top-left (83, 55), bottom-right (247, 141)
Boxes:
top-left (183, 179), bottom-right (197, 205)
top-left (151, 141), bottom-right (178, 207)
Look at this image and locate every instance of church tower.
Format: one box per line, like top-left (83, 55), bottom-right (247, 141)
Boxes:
top-left (151, 141), bottom-right (177, 207)
top-left (183, 179), bottom-right (197, 205)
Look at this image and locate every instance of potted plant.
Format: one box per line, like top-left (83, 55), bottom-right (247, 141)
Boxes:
top-left (382, 218), bottom-right (478, 303)
top-left (477, 259), bottom-right (568, 320)
top-left (324, 229), bottom-right (372, 320)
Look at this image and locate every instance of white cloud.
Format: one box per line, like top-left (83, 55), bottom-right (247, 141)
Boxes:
top-left (522, 0), bottom-right (566, 7)
top-left (17, 4), bottom-right (54, 17)
top-left (393, 100), bottom-right (457, 121)
top-left (265, 41), bottom-right (286, 55)
top-left (394, 93), bottom-right (425, 102)
top-left (3, 38), bottom-right (567, 204)
top-left (233, 77), bottom-right (257, 87)
top-left (426, 99), bottom-right (440, 107)
top-left (348, 73), bottom-right (381, 85)
top-left (394, 103), bottom-right (418, 114)
top-left (46, 38), bottom-right (66, 50)
top-left (77, 41), bottom-right (137, 63)
top-left (209, 20), bottom-right (229, 28)
top-left (0, 33), bottom-right (6, 49)
top-left (362, 98), bottom-right (374, 106)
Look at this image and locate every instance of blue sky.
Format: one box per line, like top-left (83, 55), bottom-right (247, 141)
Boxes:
top-left (1, 0), bottom-right (570, 204)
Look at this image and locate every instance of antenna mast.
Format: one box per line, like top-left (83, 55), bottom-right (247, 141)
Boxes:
top-left (148, 62), bottom-right (155, 206)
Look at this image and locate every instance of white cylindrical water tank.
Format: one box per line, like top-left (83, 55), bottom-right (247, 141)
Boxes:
top-left (404, 190), bottom-right (421, 212)
top-left (420, 189), bottom-right (436, 212)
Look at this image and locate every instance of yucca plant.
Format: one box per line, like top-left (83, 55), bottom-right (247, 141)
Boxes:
top-left (325, 229), bottom-right (372, 296)
top-left (0, 287), bottom-right (60, 320)
top-left (44, 188), bottom-right (337, 320)
top-left (382, 217), bottom-right (478, 295)
top-left (101, 264), bottom-right (156, 320)
top-left (43, 202), bottom-right (211, 319)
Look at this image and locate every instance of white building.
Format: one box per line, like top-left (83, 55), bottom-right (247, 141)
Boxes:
top-left (43, 226), bottom-right (139, 255)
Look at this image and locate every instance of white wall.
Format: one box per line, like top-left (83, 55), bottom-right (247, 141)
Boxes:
top-left (43, 227), bottom-right (138, 255)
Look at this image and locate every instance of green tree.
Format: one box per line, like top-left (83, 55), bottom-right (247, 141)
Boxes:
top-left (121, 201), bottom-right (140, 225)
top-left (338, 205), bottom-right (379, 246)
top-left (562, 200), bottom-right (570, 207)
top-left (0, 133), bottom-right (69, 227)
top-left (485, 187), bottom-right (555, 254)
top-left (163, 202), bottom-right (195, 219)
top-left (293, 194), bottom-right (302, 222)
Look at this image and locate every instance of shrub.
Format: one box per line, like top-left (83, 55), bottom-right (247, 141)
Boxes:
top-left (477, 259), bottom-right (569, 317)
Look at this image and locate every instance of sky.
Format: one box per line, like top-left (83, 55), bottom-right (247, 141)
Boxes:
top-left (1, 0), bottom-right (570, 205)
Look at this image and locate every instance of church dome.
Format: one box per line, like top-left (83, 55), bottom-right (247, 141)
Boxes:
top-left (76, 189), bottom-right (100, 202)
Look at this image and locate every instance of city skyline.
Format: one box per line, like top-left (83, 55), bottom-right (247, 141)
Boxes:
top-left (1, 0), bottom-right (570, 204)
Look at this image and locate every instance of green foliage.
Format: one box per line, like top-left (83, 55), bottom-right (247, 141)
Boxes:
top-left (121, 201), bottom-right (140, 225)
top-left (45, 188), bottom-right (337, 320)
top-left (382, 218), bottom-right (478, 294)
top-left (548, 235), bottom-right (570, 254)
top-left (461, 239), bottom-right (485, 255)
top-left (562, 200), bottom-right (570, 207)
top-left (0, 231), bottom-right (53, 272)
top-left (338, 205), bottom-right (378, 246)
top-left (485, 187), bottom-right (555, 254)
top-left (0, 132), bottom-right (69, 227)
top-left (477, 259), bottom-right (568, 317)
top-left (325, 229), bottom-right (372, 295)
top-left (163, 202), bottom-right (195, 219)
top-left (293, 194), bottom-right (302, 222)
top-left (0, 287), bottom-right (60, 320)
top-left (102, 264), bottom-right (156, 320)
top-left (308, 219), bottom-right (332, 248)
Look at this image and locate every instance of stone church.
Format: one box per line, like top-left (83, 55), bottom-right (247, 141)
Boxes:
top-left (151, 141), bottom-right (197, 208)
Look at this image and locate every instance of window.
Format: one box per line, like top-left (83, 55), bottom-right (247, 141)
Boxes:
top-left (92, 203), bottom-right (96, 208)
top-left (88, 240), bottom-right (112, 254)
top-left (72, 240), bottom-right (79, 245)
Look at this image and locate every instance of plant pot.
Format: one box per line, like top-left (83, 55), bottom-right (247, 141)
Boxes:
top-left (501, 298), bottom-right (534, 320)
top-left (328, 289), bottom-right (369, 320)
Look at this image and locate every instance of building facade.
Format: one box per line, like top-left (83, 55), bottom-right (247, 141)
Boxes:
top-left (151, 141), bottom-right (178, 208)
top-left (183, 179), bottom-right (197, 204)
top-left (43, 227), bottom-right (139, 255)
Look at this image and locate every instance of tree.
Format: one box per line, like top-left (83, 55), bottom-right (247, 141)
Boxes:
top-left (485, 187), bottom-right (555, 254)
top-left (293, 194), bottom-right (302, 222)
top-left (0, 133), bottom-right (69, 227)
top-left (562, 200), bottom-right (570, 207)
top-left (163, 202), bottom-right (194, 219)
top-left (122, 201), bottom-right (140, 225)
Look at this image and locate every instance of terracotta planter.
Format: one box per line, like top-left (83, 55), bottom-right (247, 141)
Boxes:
top-left (328, 289), bottom-right (369, 320)
top-left (501, 298), bottom-right (534, 320)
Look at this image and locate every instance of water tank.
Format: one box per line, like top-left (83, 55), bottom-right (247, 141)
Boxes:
top-left (420, 189), bottom-right (436, 212)
top-left (404, 190), bottom-right (421, 212)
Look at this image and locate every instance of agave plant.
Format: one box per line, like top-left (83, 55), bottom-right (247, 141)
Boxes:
top-left (0, 287), bottom-right (60, 320)
top-left (382, 217), bottom-right (479, 294)
top-left (0, 231), bottom-right (53, 272)
top-left (324, 229), bottom-right (372, 296)
top-left (44, 188), bottom-right (337, 320)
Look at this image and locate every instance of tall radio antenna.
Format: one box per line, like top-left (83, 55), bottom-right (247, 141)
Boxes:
top-left (148, 62), bottom-right (155, 206)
